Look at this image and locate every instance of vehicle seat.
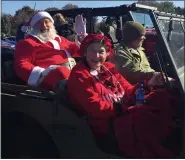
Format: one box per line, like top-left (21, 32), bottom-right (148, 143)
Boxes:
top-left (143, 31), bottom-right (157, 56)
top-left (1, 46), bottom-right (24, 85)
top-left (142, 31), bottom-right (161, 71)
top-left (2, 60), bottom-right (25, 85)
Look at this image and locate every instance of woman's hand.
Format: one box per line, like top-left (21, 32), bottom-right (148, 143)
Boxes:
top-left (74, 15), bottom-right (87, 43)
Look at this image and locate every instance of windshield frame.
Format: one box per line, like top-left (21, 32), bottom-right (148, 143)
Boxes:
top-left (157, 16), bottom-right (184, 69)
top-left (130, 10), bottom-right (154, 28)
top-left (148, 10), bottom-right (185, 92)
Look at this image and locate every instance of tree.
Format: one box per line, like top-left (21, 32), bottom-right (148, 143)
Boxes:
top-left (14, 6), bottom-right (35, 26)
top-left (15, 6), bottom-right (35, 19)
top-left (62, 4), bottom-right (78, 10)
top-left (4, 6), bottom-right (35, 36)
top-left (174, 6), bottom-right (185, 15)
top-left (45, 7), bottom-right (59, 11)
top-left (137, 0), bottom-right (159, 8)
top-left (61, 4), bottom-right (79, 24)
top-left (157, 1), bottom-right (175, 13)
top-left (137, 0), bottom-right (184, 14)
top-left (1, 13), bottom-right (12, 36)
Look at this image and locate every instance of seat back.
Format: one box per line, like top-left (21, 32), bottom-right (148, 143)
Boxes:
top-left (2, 60), bottom-right (25, 85)
top-left (142, 30), bottom-right (157, 56)
top-left (2, 61), bottom-right (15, 81)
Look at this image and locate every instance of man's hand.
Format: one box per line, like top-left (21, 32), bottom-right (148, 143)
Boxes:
top-left (147, 72), bottom-right (164, 87)
top-left (147, 72), bottom-right (176, 88)
top-left (167, 77), bottom-right (177, 89)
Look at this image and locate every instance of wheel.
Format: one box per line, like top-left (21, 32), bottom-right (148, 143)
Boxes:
top-left (1, 112), bottom-right (60, 158)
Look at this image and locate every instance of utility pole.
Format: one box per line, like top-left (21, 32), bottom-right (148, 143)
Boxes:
top-left (33, 2), bottom-right (36, 11)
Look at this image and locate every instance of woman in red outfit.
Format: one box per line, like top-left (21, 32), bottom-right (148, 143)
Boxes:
top-left (67, 34), bottom-right (174, 158)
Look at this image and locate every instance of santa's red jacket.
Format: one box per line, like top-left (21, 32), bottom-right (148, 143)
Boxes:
top-left (67, 61), bottom-right (174, 158)
top-left (14, 35), bottom-right (80, 90)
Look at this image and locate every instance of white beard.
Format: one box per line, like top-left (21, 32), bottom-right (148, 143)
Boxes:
top-left (31, 25), bottom-right (58, 42)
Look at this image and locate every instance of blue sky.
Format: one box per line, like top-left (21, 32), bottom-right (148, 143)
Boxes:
top-left (2, 1), bottom-right (184, 16)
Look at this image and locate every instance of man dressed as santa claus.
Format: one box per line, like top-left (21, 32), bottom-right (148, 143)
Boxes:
top-left (14, 11), bottom-right (87, 90)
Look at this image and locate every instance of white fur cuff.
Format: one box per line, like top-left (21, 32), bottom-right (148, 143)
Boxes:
top-left (28, 66), bottom-right (45, 87)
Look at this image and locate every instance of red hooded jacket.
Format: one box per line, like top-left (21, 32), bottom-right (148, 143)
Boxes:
top-left (67, 61), bottom-right (137, 137)
top-left (67, 34), bottom-right (174, 158)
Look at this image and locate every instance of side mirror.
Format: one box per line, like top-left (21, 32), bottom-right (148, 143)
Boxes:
top-left (180, 21), bottom-right (185, 33)
top-left (169, 20), bottom-right (174, 31)
top-left (167, 20), bottom-right (174, 41)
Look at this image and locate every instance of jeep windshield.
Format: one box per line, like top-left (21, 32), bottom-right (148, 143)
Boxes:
top-left (131, 10), bottom-right (184, 69)
top-left (157, 15), bottom-right (184, 90)
top-left (158, 17), bottom-right (184, 69)
top-left (131, 8), bottom-right (184, 90)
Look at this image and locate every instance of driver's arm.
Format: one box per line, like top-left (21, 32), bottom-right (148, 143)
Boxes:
top-left (113, 50), bottom-right (155, 84)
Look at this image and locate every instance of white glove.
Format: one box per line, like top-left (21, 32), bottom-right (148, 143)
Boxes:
top-left (74, 15), bottom-right (88, 43)
top-left (35, 65), bottom-right (60, 87)
top-left (74, 15), bottom-right (87, 35)
top-left (41, 65), bottom-right (60, 77)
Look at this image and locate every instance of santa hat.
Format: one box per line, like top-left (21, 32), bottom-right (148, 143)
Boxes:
top-left (21, 11), bottom-right (54, 32)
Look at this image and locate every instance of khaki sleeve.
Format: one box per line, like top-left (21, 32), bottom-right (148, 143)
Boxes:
top-left (113, 50), bottom-right (155, 84)
top-left (140, 51), bottom-right (155, 73)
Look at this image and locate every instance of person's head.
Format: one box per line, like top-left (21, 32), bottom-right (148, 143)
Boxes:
top-left (21, 11), bottom-right (57, 42)
top-left (80, 34), bottom-right (114, 70)
top-left (53, 13), bottom-right (67, 25)
top-left (105, 17), bottom-right (115, 26)
top-left (122, 21), bottom-right (146, 49)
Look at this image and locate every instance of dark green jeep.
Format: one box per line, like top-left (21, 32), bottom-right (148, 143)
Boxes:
top-left (1, 3), bottom-right (184, 158)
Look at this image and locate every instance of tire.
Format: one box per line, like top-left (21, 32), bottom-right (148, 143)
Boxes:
top-left (1, 112), bottom-right (60, 158)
